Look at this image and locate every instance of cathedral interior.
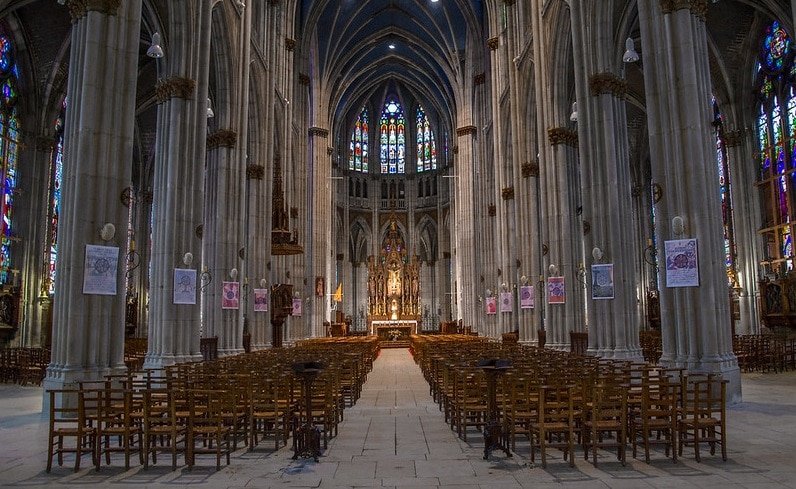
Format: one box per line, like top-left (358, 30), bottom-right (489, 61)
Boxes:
top-left (0, 0), bottom-right (796, 483)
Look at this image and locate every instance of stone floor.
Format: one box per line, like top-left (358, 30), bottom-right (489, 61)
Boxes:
top-left (1, 349), bottom-right (796, 488)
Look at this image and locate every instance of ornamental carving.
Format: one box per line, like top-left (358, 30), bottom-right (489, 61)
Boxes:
top-left (474, 73), bottom-right (486, 86)
top-left (285, 38), bottom-right (296, 51)
top-left (327, 146), bottom-right (334, 155)
top-left (246, 164), bottom-right (265, 180)
top-left (155, 77), bottom-right (196, 103)
top-left (521, 161), bottom-right (539, 178)
top-left (206, 129), bottom-right (238, 149)
top-left (488, 204), bottom-right (497, 217)
top-left (452, 146), bottom-right (459, 154)
top-left (298, 73), bottom-right (310, 86)
top-left (724, 130), bottom-right (743, 147)
top-left (660, 0), bottom-right (708, 21)
top-left (487, 37), bottom-right (500, 51)
top-left (501, 187), bottom-right (515, 200)
top-left (35, 136), bottom-right (53, 151)
top-left (503, 0), bottom-right (516, 4)
top-left (309, 127), bottom-right (329, 138)
top-left (547, 127), bottom-right (578, 147)
top-left (589, 72), bottom-right (627, 99)
top-left (456, 126), bottom-right (477, 137)
top-left (66, 0), bottom-right (121, 21)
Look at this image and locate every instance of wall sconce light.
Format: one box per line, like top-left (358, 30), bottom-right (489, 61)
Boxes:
top-left (548, 264), bottom-right (559, 276)
top-left (260, 278), bottom-right (267, 288)
top-left (569, 102), bottom-right (578, 122)
top-left (206, 97), bottom-right (215, 119)
top-left (501, 282), bottom-right (508, 292)
top-left (230, 267), bottom-right (238, 280)
top-left (592, 246), bottom-right (604, 262)
top-left (183, 252), bottom-right (194, 267)
top-left (200, 266), bottom-right (213, 291)
top-left (234, 0), bottom-right (245, 9)
top-left (623, 37), bottom-right (640, 63)
top-left (100, 223), bottom-right (116, 241)
top-left (485, 288), bottom-right (493, 298)
top-left (520, 275), bottom-right (529, 285)
top-left (672, 215), bottom-right (685, 237)
top-left (147, 32), bottom-right (164, 59)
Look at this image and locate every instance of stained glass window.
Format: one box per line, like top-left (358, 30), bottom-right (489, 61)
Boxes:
top-left (713, 97), bottom-right (737, 284)
top-left (415, 106), bottom-right (437, 172)
top-left (0, 35), bottom-right (19, 285)
top-left (756, 21), bottom-right (796, 274)
top-left (379, 99), bottom-right (405, 174)
top-left (45, 98), bottom-right (66, 295)
top-left (349, 107), bottom-right (369, 172)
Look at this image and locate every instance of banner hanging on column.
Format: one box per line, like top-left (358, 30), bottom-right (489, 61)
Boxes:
top-left (82, 244), bottom-right (120, 295)
top-left (222, 281), bottom-right (240, 309)
top-left (173, 268), bottom-right (197, 304)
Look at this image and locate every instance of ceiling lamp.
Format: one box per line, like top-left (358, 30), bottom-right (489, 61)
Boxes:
top-left (623, 37), bottom-right (640, 63)
top-left (389, 43), bottom-right (396, 50)
top-left (207, 97), bottom-right (215, 119)
top-left (569, 102), bottom-right (578, 123)
top-left (147, 32), bottom-right (164, 59)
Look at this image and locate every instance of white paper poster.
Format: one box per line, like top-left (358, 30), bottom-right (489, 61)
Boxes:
top-left (499, 292), bottom-right (513, 313)
top-left (82, 245), bottom-right (120, 296)
top-left (485, 296), bottom-right (497, 315)
top-left (548, 277), bottom-right (565, 304)
top-left (665, 239), bottom-right (699, 288)
top-left (519, 285), bottom-right (535, 309)
top-left (173, 268), bottom-right (197, 305)
top-left (591, 264), bottom-right (615, 300)
top-left (222, 281), bottom-right (240, 310)
top-left (292, 297), bottom-right (303, 317)
top-left (253, 288), bottom-right (269, 312)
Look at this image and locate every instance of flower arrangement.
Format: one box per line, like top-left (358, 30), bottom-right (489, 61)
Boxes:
top-left (387, 329), bottom-right (403, 341)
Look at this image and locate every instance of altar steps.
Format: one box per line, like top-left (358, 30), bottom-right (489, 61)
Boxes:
top-left (380, 340), bottom-right (411, 349)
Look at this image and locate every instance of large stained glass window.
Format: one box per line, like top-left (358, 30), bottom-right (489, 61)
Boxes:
top-left (45, 99), bottom-right (66, 295)
top-left (416, 106), bottom-right (437, 172)
top-left (349, 107), bottom-right (369, 172)
top-left (0, 35), bottom-right (19, 285)
top-left (379, 99), bottom-right (405, 174)
top-left (713, 97), bottom-right (737, 285)
top-left (755, 21), bottom-right (796, 274)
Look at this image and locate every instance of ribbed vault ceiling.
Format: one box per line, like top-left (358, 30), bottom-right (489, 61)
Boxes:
top-left (300, 0), bottom-right (483, 131)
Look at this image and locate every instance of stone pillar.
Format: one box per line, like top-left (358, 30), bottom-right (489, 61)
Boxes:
top-left (570, 0), bottom-right (642, 360)
top-left (638, 0), bottom-right (740, 401)
top-left (309, 127), bottom-right (331, 338)
top-left (44, 0), bottom-right (142, 397)
top-left (454, 126), bottom-right (479, 330)
top-left (144, 0), bottom-right (213, 369)
top-left (724, 129), bottom-right (761, 335)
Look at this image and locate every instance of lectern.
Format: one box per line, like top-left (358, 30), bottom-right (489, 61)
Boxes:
top-left (291, 361), bottom-right (324, 461)
top-left (477, 358), bottom-right (512, 460)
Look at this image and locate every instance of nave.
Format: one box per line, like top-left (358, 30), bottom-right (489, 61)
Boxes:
top-left (0, 348), bottom-right (795, 489)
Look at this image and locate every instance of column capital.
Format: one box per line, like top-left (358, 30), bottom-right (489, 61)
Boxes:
top-left (488, 204), bottom-right (497, 217)
top-left (521, 161), bottom-right (539, 178)
top-left (206, 129), bottom-right (238, 149)
top-left (456, 125), bottom-right (477, 137)
top-left (724, 129), bottom-right (744, 147)
top-left (309, 127), bottom-right (329, 138)
top-left (547, 127), bottom-right (578, 147)
top-left (298, 73), bottom-right (310, 86)
top-left (246, 164), bottom-right (265, 180)
top-left (65, 0), bottom-right (121, 22)
top-left (155, 77), bottom-right (196, 103)
top-left (487, 37), bottom-right (500, 51)
top-left (35, 136), bottom-right (53, 151)
top-left (589, 72), bottom-right (627, 99)
top-left (285, 38), bottom-right (296, 51)
top-left (660, 0), bottom-right (708, 21)
top-left (474, 73), bottom-right (486, 86)
top-left (501, 187), bottom-right (515, 200)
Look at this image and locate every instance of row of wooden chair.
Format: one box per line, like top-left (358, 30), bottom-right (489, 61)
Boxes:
top-left (412, 335), bottom-right (728, 467)
top-left (733, 334), bottom-right (796, 372)
top-left (0, 347), bottom-right (49, 385)
top-left (45, 337), bottom-right (378, 473)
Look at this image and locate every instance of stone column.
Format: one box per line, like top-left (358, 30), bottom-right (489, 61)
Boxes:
top-left (638, 0), bottom-right (740, 401)
top-left (308, 127), bottom-right (331, 338)
top-left (454, 126), bottom-right (479, 330)
top-left (570, 0), bottom-right (642, 360)
top-left (44, 0), bottom-right (142, 397)
top-left (144, 0), bottom-right (213, 369)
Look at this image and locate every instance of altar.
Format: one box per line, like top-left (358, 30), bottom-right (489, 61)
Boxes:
top-left (370, 320), bottom-right (418, 338)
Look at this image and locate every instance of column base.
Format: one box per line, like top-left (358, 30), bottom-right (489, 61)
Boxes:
top-left (587, 347), bottom-right (644, 361)
top-left (142, 352), bottom-right (203, 371)
top-left (661, 354), bottom-right (741, 404)
top-left (42, 363), bottom-right (127, 413)
top-left (218, 348), bottom-right (245, 357)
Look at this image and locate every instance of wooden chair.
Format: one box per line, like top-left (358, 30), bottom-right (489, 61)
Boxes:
top-left (249, 378), bottom-right (291, 451)
top-left (186, 389), bottom-right (233, 471)
top-left (630, 379), bottom-right (678, 463)
top-left (46, 389), bottom-right (98, 472)
top-left (96, 387), bottom-right (144, 470)
top-left (143, 388), bottom-right (186, 470)
top-left (530, 385), bottom-right (575, 468)
top-left (678, 378), bottom-right (728, 462)
top-left (582, 382), bottom-right (628, 466)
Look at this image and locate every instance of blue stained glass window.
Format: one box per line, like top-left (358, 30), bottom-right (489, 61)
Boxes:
top-left (380, 99), bottom-right (405, 174)
top-left (46, 98), bottom-right (66, 294)
top-left (349, 108), bottom-right (369, 172)
top-left (415, 106), bottom-right (437, 172)
top-left (0, 34), bottom-right (19, 285)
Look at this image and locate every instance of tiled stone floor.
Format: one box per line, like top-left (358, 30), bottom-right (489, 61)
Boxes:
top-left (1, 348), bottom-right (796, 488)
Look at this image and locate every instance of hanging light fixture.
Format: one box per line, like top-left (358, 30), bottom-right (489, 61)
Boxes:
top-left (569, 101), bottom-right (578, 122)
top-left (207, 97), bottom-right (215, 119)
top-left (147, 32), bottom-right (164, 59)
top-left (623, 37), bottom-right (640, 63)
